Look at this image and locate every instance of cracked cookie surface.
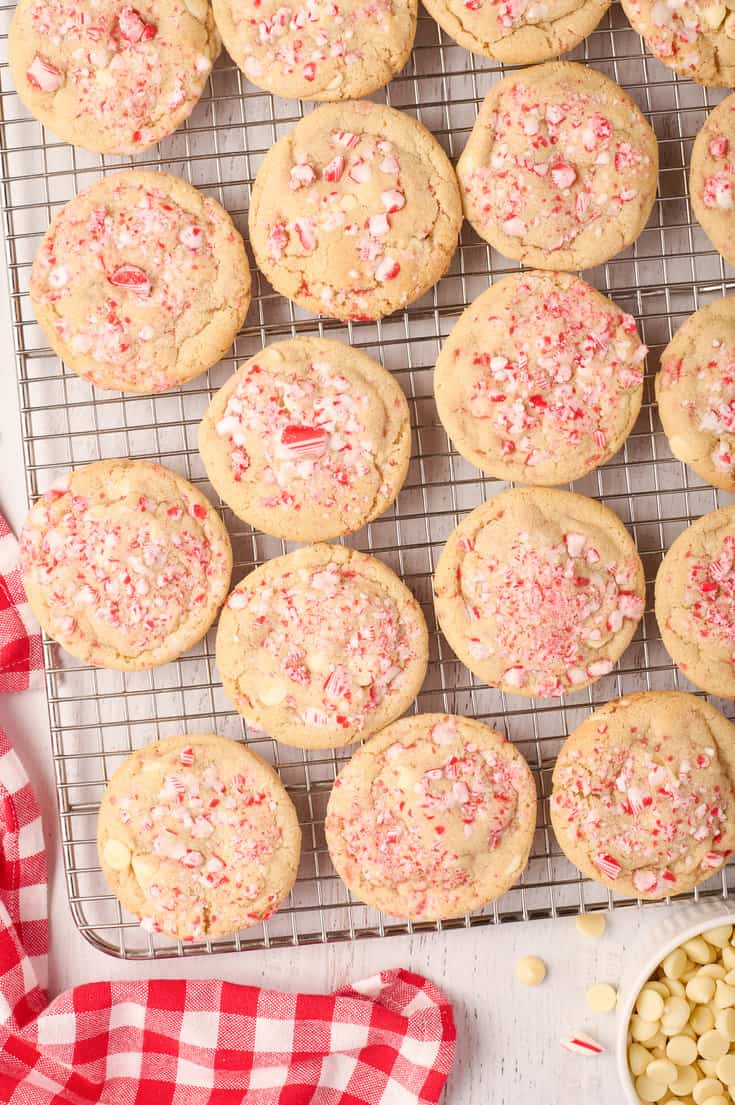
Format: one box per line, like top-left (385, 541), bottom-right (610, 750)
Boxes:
top-left (98, 733), bottom-right (301, 940)
top-left (456, 62), bottom-right (658, 271)
top-left (9, 0), bottom-right (220, 154)
top-left (422, 0), bottom-right (610, 64)
top-left (20, 459), bottom-right (232, 670)
top-left (213, 0), bottom-right (417, 100)
top-left (30, 171), bottom-right (250, 394)
top-left (656, 506), bottom-right (735, 697)
top-left (656, 296), bottom-right (735, 492)
top-left (434, 486), bottom-right (645, 698)
top-left (248, 99), bottom-right (462, 321)
top-left (691, 94), bottom-right (735, 264)
top-left (621, 0), bottom-right (735, 85)
top-left (434, 271), bottom-right (646, 485)
top-left (325, 713), bottom-right (537, 920)
top-left (199, 337), bottom-right (411, 541)
top-left (551, 691), bottom-right (735, 899)
top-left (216, 543), bottom-right (429, 748)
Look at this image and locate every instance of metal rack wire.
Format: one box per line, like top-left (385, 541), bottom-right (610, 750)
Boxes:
top-left (2, 1), bottom-right (735, 959)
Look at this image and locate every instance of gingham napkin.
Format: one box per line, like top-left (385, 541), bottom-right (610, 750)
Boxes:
top-left (0, 513), bottom-right (43, 694)
top-left (0, 510), bottom-right (457, 1104)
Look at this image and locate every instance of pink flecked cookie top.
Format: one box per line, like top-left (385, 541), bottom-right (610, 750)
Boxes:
top-left (456, 62), bottom-right (658, 271)
top-left (691, 94), bottom-right (735, 266)
top-left (198, 337), bottom-right (410, 541)
top-left (20, 459), bottom-right (232, 671)
top-left (30, 170), bottom-right (250, 395)
top-left (621, 0), bottom-right (735, 86)
top-left (9, 0), bottom-right (220, 154)
top-left (325, 713), bottom-right (537, 920)
top-left (434, 270), bottom-right (646, 485)
top-left (98, 734), bottom-right (301, 940)
top-left (215, 543), bottom-right (428, 749)
top-left (434, 487), bottom-right (645, 698)
top-left (551, 692), bottom-right (735, 900)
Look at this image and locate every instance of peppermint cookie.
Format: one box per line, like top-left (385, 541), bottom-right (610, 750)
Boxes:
top-left (213, 0), bottom-right (417, 100)
top-left (456, 62), bottom-right (658, 271)
top-left (434, 487), bottom-right (646, 698)
top-left (98, 733), bottom-right (301, 940)
top-left (9, 0), bottom-right (220, 154)
top-left (216, 544), bottom-right (428, 748)
top-left (421, 0), bottom-right (610, 64)
top-left (435, 271), bottom-right (646, 485)
top-left (20, 459), bottom-right (232, 671)
top-left (656, 507), bottom-right (735, 698)
top-left (248, 100), bottom-right (462, 322)
top-left (325, 713), bottom-right (537, 920)
top-left (656, 297), bottom-right (735, 492)
top-left (691, 94), bottom-right (735, 264)
top-left (620, 0), bottom-right (735, 86)
top-left (199, 338), bottom-right (410, 541)
top-left (30, 171), bottom-right (250, 395)
top-left (551, 692), bottom-right (735, 899)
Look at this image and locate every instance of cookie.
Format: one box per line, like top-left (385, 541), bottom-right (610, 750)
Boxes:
top-left (456, 62), bottom-right (658, 271)
top-left (421, 0), bottom-right (610, 64)
top-left (199, 337), bottom-right (411, 541)
top-left (215, 543), bottom-right (428, 748)
top-left (655, 297), bottom-right (735, 492)
top-left (30, 170), bottom-right (251, 395)
top-left (691, 94), bottom-right (735, 265)
top-left (213, 0), bottom-right (417, 100)
top-left (621, 0), bottom-right (735, 86)
top-left (434, 271), bottom-right (647, 485)
top-left (434, 487), bottom-right (646, 698)
top-left (20, 459), bottom-right (232, 671)
top-left (325, 713), bottom-right (537, 920)
top-left (98, 733), bottom-right (301, 941)
top-left (248, 99), bottom-right (462, 322)
top-left (551, 691), bottom-right (735, 900)
top-left (9, 0), bottom-right (220, 155)
top-left (655, 506), bottom-right (735, 698)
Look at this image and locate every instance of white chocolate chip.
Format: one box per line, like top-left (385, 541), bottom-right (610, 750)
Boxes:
top-left (663, 948), bottom-right (690, 979)
top-left (697, 1030), bottom-right (729, 1061)
top-left (714, 980), bottom-right (735, 1009)
top-left (629, 1043), bottom-right (653, 1076)
top-left (258, 681), bottom-right (287, 706)
top-left (715, 1007), bottom-right (735, 1040)
top-left (514, 955), bottom-right (546, 987)
top-left (691, 1005), bottom-right (716, 1035)
top-left (586, 982), bottom-right (617, 1013)
top-left (666, 1034), bottom-right (698, 1066)
top-left (646, 1057), bottom-right (678, 1085)
top-left (636, 1075), bottom-right (667, 1102)
top-left (692, 1078), bottom-right (725, 1104)
top-left (687, 975), bottom-right (716, 1004)
top-left (715, 1054), bottom-right (735, 1084)
top-left (705, 926), bottom-right (733, 948)
top-left (632, 1015), bottom-right (662, 1043)
top-left (637, 987), bottom-right (666, 1021)
top-left (103, 839), bottom-right (130, 871)
top-left (576, 913), bottom-right (606, 939)
top-left (684, 938), bottom-right (715, 966)
top-left (131, 855), bottom-right (158, 888)
top-left (669, 1065), bottom-right (698, 1096)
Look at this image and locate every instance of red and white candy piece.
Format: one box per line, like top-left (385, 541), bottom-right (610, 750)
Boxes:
top-left (26, 55), bottom-right (63, 92)
top-left (560, 1033), bottom-right (604, 1055)
top-left (118, 6), bottom-right (156, 42)
top-left (280, 424), bottom-right (327, 457)
top-left (108, 264), bottom-right (151, 298)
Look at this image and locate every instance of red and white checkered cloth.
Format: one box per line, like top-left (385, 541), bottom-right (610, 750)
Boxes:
top-left (0, 509), bottom-right (457, 1104)
top-left (0, 514), bottom-right (43, 694)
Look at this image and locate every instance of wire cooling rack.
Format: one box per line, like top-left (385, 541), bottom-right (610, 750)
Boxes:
top-left (3, 2), bottom-right (735, 960)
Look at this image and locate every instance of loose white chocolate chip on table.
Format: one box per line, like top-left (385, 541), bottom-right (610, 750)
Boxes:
top-left (586, 983), bottom-right (618, 1013)
top-left (576, 913), bottom-right (606, 940)
top-left (514, 955), bottom-right (547, 987)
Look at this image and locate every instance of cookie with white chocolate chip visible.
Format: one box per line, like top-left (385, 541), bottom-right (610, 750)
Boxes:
top-left (213, 0), bottom-right (417, 101)
top-left (691, 95), bottom-right (735, 266)
top-left (198, 337), bottom-right (411, 541)
top-left (9, 0), bottom-right (220, 155)
top-left (248, 99), bottom-right (462, 322)
top-left (552, 691), bottom-right (735, 901)
top-left (215, 543), bottom-right (429, 749)
top-left (456, 62), bottom-right (658, 272)
top-left (621, 0), bottom-right (735, 86)
top-left (433, 487), bottom-right (646, 699)
top-left (325, 713), bottom-right (537, 920)
top-left (30, 171), bottom-right (251, 395)
top-left (98, 733), bottom-right (301, 941)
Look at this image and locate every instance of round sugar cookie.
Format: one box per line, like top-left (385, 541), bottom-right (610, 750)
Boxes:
top-left (98, 733), bottom-right (301, 941)
top-left (691, 95), bottom-right (735, 265)
top-left (30, 170), bottom-right (251, 394)
top-left (198, 337), bottom-right (411, 541)
top-left (621, 0), bottom-right (735, 86)
top-left (325, 713), bottom-right (537, 920)
top-left (434, 271), bottom-right (646, 485)
top-left (551, 691), bottom-right (735, 899)
top-left (656, 506), bottom-right (735, 698)
top-left (213, 0), bottom-right (417, 100)
top-left (434, 487), bottom-right (646, 698)
top-left (9, 0), bottom-right (220, 154)
top-left (655, 297), bottom-right (735, 492)
top-left (421, 0), bottom-right (611, 64)
top-left (215, 543), bottom-right (429, 748)
top-left (19, 459), bottom-right (232, 670)
top-left (456, 62), bottom-right (658, 271)
top-left (248, 99), bottom-right (462, 322)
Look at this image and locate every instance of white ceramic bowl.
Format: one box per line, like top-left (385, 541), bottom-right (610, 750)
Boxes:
top-left (616, 902), bottom-right (735, 1105)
